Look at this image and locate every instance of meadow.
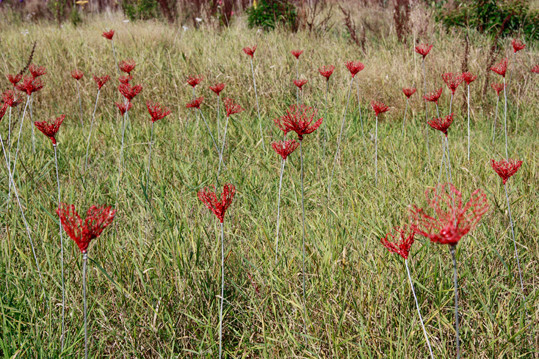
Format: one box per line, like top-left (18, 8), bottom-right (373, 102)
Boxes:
top-left (0, 10), bottom-right (538, 358)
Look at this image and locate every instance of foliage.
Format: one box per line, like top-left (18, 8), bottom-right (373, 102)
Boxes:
top-left (121, 0), bottom-right (159, 21)
top-left (246, 0), bottom-right (297, 31)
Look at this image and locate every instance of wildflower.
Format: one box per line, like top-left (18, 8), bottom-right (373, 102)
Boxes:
top-left (490, 83), bottom-right (504, 96)
top-left (2, 90), bottom-right (22, 107)
top-left (16, 76), bottom-right (44, 95)
top-left (187, 75), bottom-right (203, 87)
top-left (242, 45), bottom-right (257, 58)
top-left (402, 88), bottom-right (417, 98)
top-left (371, 101), bottom-right (389, 116)
top-left (461, 72), bottom-right (477, 85)
top-left (271, 139), bottom-right (299, 160)
top-left (345, 61), bottom-right (365, 77)
top-left (7, 73), bottom-right (23, 86)
top-left (428, 113), bottom-right (454, 136)
top-left (34, 115), bottom-right (65, 145)
top-left (319, 65), bottom-right (335, 81)
top-left (93, 75), bottom-right (110, 90)
top-left (380, 225), bottom-right (415, 259)
top-left (423, 88), bottom-right (443, 104)
top-left (293, 79), bottom-right (307, 90)
top-left (186, 97), bottom-right (204, 109)
top-left (102, 30), bottom-right (115, 40)
top-left (118, 82), bottom-right (142, 101)
top-left (210, 83), bottom-right (225, 96)
top-left (491, 58), bottom-right (508, 77)
top-left (119, 59), bottom-right (136, 74)
top-left (415, 43), bottom-right (433, 58)
top-left (511, 39), bottom-right (525, 53)
top-left (146, 101), bottom-right (171, 122)
top-left (71, 69), bottom-right (84, 80)
top-left (531, 65), bottom-right (539, 74)
top-left (442, 72), bottom-right (464, 94)
top-left (115, 101), bottom-right (133, 116)
top-left (223, 97), bottom-right (243, 117)
top-left (119, 75), bottom-right (132, 84)
top-left (198, 183), bottom-right (236, 223)
top-left (291, 49), bottom-right (303, 59)
top-left (29, 64), bottom-right (46, 78)
top-left (279, 104), bottom-right (322, 141)
top-left (491, 159), bottom-right (522, 185)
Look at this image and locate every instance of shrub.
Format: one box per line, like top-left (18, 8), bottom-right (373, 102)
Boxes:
top-left (246, 0), bottom-right (297, 31)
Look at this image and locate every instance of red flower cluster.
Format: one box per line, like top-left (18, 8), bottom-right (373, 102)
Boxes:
top-left (198, 183), bottom-right (236, 223)
top-left (371, 100), bottom-right (389, 116)
top-left (186, 97), bottom-right (204, 109)
top-left (318, 65), bottom-right (335, 81)
top-left (93, 75), bottom-right (110, 90)
top-left (34, 115), bottom-right (65, 145)
top-left (71, 69), bottom-right (84, 81)
top-left (29, 64), bottom-right (46, 78)
top-left (7, 73), bottom-right (22, 86)
top-left (293, 79), bottom-right (307, 90)
top-left (428, 113), bottom-right (454, 136)
top-left (402, 88), bottom-right (417, 98)
top-left (415, 43), bottom-right (433, 58)
top-left (2, 90), bottom-right (22, 107)
top-left (271, 139), bottom-right (299, 161)
top-left (491, 58), bottom-right (508, 77)
top-left (16, 76), bottom-right (44, 95)
top-left (345, 61), bottom-right (365, 77)
top-left (275, 104), bottom-right (323, 141)
top-left (242, 45), bottom-right (257, 58)
top-left (210, 83), bottom-right (225, 96)
top-left (410, 183), bottom-right (489, 246)
top-left (119, 59), bottom-right (136, 74)
top-left (57, 203), bottom-right (116, 253)
top-left (223, 97), bottom-right (243, 117)
top-left (442, 72), bottom-right (464, 94)
top-left (380, 225), bottom-right (415, 260)
top-left (491, 159), bottom-right (522, 185)
top-left (291, 49), bottom-right (303, 59)
top-left (423, 88), bottom-right (443, 104)
top-left (102, 30), bottom-right (115, 40)
top-left (461, 72), bottom-right (477, 85)
top-left (187, 76), bottom-right (203, 87)
top-left (490, 83), bottom-right (504, 96)
top-left (511, 39), bottom-right (525, 53)
top-left (119, 82), bottom-right (142, 101)
top-left (0, 103), bottom-right (7, 120)
top-left (115, 101), bottom-right (133, 115)
top-left (147, 101), bottom-right (171, 122)
top-left (119, 75), bottom-right (132, 84)
top-left (531, 65), bottom-right (539, 74)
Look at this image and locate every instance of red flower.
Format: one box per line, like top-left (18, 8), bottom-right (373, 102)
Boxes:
top-left (371, 100), bottom-right (389, 116)
top-left (319, 65), bottom-right (335, 81)
top-left (491, 159), bottom-right (522, 185)
top-left (186, 96), bottom-right (204, 109)
top-left (16, 76), bottom-right (44, 95)
top-left (223, 97), bottom-right (244, 117)
top-left (7, 73), bottom-right (23, 86)
top-left (71, 69), bottom-right (84, 81)
top-left (34, 115), bottom-right (65, 145)
top-left (271, 139), bottom-right (299, 160)
top-left (118, 82), bottom-right (142, 101)
top-left (531, 65), bottom-right (539, 74)
top-left (119, 59), bottom-right (136, 74)
top-left (119, 75), bottom-right (132, 84)
top-left (187, 76), bottom-right (203, 87)
top-left (428, 113), bottom-right (454, 136)
top-left (0, 103), bottom-right (7, 121)
top-left (279, 104), bottom-right (322, 141)
top-left (423, 88), bottom-right (443, 104)
top-left (410, 183), bottom-right (489, 246)
top-left (93, 75), bottom-right (110, 90)
top-left (442, 72), bottom-right (464, 94)
top-left (29, 64), bottom-right (46, 78)
top-left (293, 79), bottom-right (308, 90)
top-left (102, 30), bottom-right (115, 40)
top-left (197, 183), bottom-right (236, 223)
top-left (490, 83), bottom-right (504, 96)
top-left (380, 225), bottom-right (415, 260)
top-left (345, 61), bottom-right (365, 77)
top-left (210, 83), bottom-right (225, 96)
top-left (147, 101), bottom-right (171, 122)
top-left (415, 43), bottom-right (433, 58)
top-left (491, 58), bottom-right (508, 77)
top-left (2, 90), bottom-right (23, 107)
top-left (57, 203), bottom-right (116, 253)
top-left (242, 45), bottom-right (257, 58)
top-left (291, 49), bottom-right (303, 59)
top-left (461, 72), bottom-right (477, 85)
top-left (115, 101), bottom-right (133, 116)
top-left (511, 39), bottom-right (525, 53)
top-left (402, 88), bottom-right (417, 98)
top-left (273, 116), bottom-right (289, 136)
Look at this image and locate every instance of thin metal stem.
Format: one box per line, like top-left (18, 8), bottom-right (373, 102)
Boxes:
top-left (504, 183), bottom-right (524, 293)
top-left (77, 81), bottom-right (83, 125)
top-left (402, 98), bottom-right (409, 135)
top-left (250, 58), bottom-right (265, 150)
top-left (217, 115), bottom-right (230, 176)
top-left (405, 259), bottom-right (434, 359)
top-left (466, 84), bottom-right (471, 161)
top-left (445, 135), bottom-right (452, 183)
top-left (375, 115), bottom-right (378, 185)
top-left (422, 59), bottom-right (430, 161)
top-left (450, 246), bottom-right (460, 359)
top-left (503, 77), bottom-right (508, 159)
top-left (275, 159), bottom-right (286, 265)
top-left (492, 95), bottom-right (499, 142)
top-left (54, 144), bottom-right (66, 350)
top-left (145, 122), bottom-right (155, 201)
top-left (84, 90), bottom-right (101, 172)
top-left (198, 109), bottom-right (219, 154)
top-left (357, 80), bottom-right (364, 139)
top-left (30, 94), bottom-right (35, 154)
top-left (219, 221), bottom-right (225, 359)
top-left (300, 141), bottom-right (307, 334)
top-left (216, 96), bottom-right (221, 143)
top-left (10, 96), bottom-right (31, 198)
top-left (322, 80), bottom-right (329, 148)
top-left (115, 110), bottom-right (129, 206)
top-left (328, 76), bottom-right (355, 199)
top-left (296, 59), bottom-right (299, 107)
top-left (83, 252), bottom-right (88, 359)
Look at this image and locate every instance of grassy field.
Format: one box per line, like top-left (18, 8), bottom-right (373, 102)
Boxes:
top-left (0, 11), bottom-right (538, 358)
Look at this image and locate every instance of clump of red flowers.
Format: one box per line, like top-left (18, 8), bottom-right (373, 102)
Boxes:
top-left (71, 69), bottom-right (84, 81)
top-left (293, 79), bottom-right (307, 90)
top-left (491, 159), bottom-right (522, 185)
top-left (223, 97), bottom-right (243, 117)
top-left (187, 76), bottom-right (203, 88)
top-left (242, 45), bottom-right (257, 58)
top-left (319, 65), bottom-right (335, 81)
top-left (119, 75), bottom-right (132, 85)
top-left (531, 65), bottom-right (539, 74)
top-left (271, 139), bottom-right (299, 161)
top-left (402, 88), bottom-right (417, 98)
top-left (491, 58), bottom-right (508, 77)
top-left (442, 72), bottom-right (464, 94)
top-left (371, 101), bottom-right (389, 116)
top-left (198, 184), bottom-right (236, 223)
top-left (29, 64), bottom-right (46, 78)
top-left (34, 115), bottom-right (65, 145)
top-left (93, 75), bottom-right (110, 90)
top-left (428, 113), bottom-right (454, 136)
top-left (2, 90), bottom-right (22, 107)
top-left (16, 76), bottom-right (44, 95)
top-left (415, 43), bottom-right (433, 58)
top-left (461, 72), bottom-right (477, 85)
top-left (210, 83), bottom-right (225, 96)
top-left (511, 39), bottom-right (525, 53)
top-left (187, 97), bottom-right (204, 109)
top-left (102, 30), bottom-right (115, 40)
top-left (115, 101), bottom-right (133, 116)
top-left (119, 59), bottom-right (136, 74)
top-left (57, 203), bottom-right (116, 253)
top-left (119, 82), bottom-right (142, 101)
top-left (490, 83), bottom-right (504, 96)
top-left (146, 102), bottom-right (171, 122)
top-left (345, 61), bottom-right (365, 77)
top-left (410, 183), bottom-right (489, 246)
top-left (380, 225), bottom-right (415, 259)
top-left (7, 73), bottom-right (23, 86)
top-left (291, 50), bottom-right (303, 59)
top-left (276, 104), bottom-right (323, 141)
top-left (423, 88), bottom-right (443, 104)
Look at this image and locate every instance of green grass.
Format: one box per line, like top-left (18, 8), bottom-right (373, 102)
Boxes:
top-left (0, 13), bottom-right (537, 358)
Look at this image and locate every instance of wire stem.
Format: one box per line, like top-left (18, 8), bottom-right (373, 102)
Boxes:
top-left (504, 183), bottom-right (524, 293)
top-left (145, 122), bottom-right (155, 202)
top-left (300, 141), bottom-right (307, 335)
top-left (219, 222), bottom-right (225, 359)
top-left (275, 159), bottom-right (286, 265)
top-left (250, 58), bottom-right (265, 150)
top-left (54, 144), bottom-right (66, 350)
top-left (83, 252), bottom-right (88, 359)
top-left (84, 89), bottom-right (101, 172)
top-left (450, 245), bottom-right (460, 359)
top-left (503, 77), bottom-right (508, 159)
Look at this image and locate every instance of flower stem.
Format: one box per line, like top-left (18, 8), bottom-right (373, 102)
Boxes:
top-left (504, 183), bottom-right (524, 293)
top-left (445, 135), bottom-right (452, 183)
top-left (402, 98), bottom-right (409, 135)
top-left (375, 114), bottom-right (378, 185)
top-left (503, 77), bottom-right (508, 159)
top-left (115, 110), bottom-right (129, 206)
top-left (82, 251), bottom-right (88, 359)
top-left (111, 40), bottom-right (119, 74)
top-left (250, 58), bottom-right (265, 150)
top-left (275, 159), bottom-right (286, 265)
top-left (357, 80), bottom-right (364, 139)
top-left (466, 84), bottom-right (471, 161)
top-left (30, 94), bottom-right (35, 154)
top-left (145, 122), bottom-right (155, 202)
top-left (450, 245), bottom-right (460, 359)
top-left (217, 115), bottom-right (230, 176)
top-left (405, 259), bottom-right (434, 359)
top-left (300, 140), bottom-right (307, 335)
top-left (216, 96), bottom-right (221, 143)
top-left (77, 81), bottom-right (83, 125)
top-left (54, 144), bottom-right (66, 351)
top-left (10, 95), bottom-right (31, 200)
top-left (422, 59), bottom-right (430, 162)
top-left (328, 76), bottom-right (354, 199)
top-left (84, 89), bottom-right (101, 172)
top-left (219, 221), bottom-right (225, 359)
top-left (492, 95), bottom-right (499, 142)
